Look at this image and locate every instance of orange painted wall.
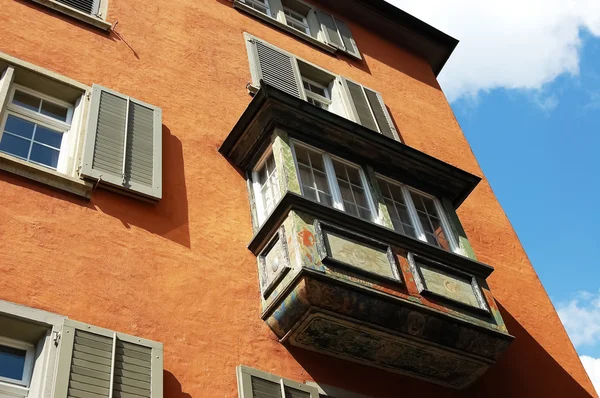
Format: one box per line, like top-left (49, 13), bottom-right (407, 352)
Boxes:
top-left (0, 0), bottom-right (594, 397)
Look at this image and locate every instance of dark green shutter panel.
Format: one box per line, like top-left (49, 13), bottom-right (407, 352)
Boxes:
top-left (345, 80), bottom-right (378, 131)
top-left (55, 0), bottom-right (98, 15)
top-left (316, 10), bottom-right (343, 48)
top-left (81, 84), bottom-right (163, 201)
top-left (251, 376), bottom-right (282, 398)
top-left (364, 88), bottom-right (397, 139)
top-left (53, 320), bottom-right (163, 398)
top-left (333, 18), bottom-right (361, 59)
top-left (254, 40), bottom-right (302, 98)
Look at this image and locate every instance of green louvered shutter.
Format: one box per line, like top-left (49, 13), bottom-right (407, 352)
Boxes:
top-left (248, 37), bottom-right (303, 99)
top-left (237, 365), bottom-right (318, 398)
top-left (364, 88), bottom-right (397, 139)
top-left (55, 0), bottom-right (99, 15)
top-left (332, 18), bottom-right (361, 59)
top-left (343, 78), bottom-right (399, 140)
top-left (80, 84), bottom-right (162, 201)
top-left (316, 10), bottom-right (343, 49)
top-left (53, 319), bottom-right (163, 398)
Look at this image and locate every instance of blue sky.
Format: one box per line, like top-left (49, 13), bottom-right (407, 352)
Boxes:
top-left (387, 0), bottom-right (600, 391)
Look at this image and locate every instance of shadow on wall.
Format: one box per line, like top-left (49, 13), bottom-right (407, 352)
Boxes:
top-left (468, 301), bottom-right (596, 398)
top-left (92, 125), bottom-right (191, 248)
top-left (287, 345), bottom-right (464, 398)
top-left (164, 370), bottom-right (192, 398)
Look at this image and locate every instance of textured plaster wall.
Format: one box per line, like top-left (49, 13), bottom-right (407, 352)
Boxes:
top-left (0, 0), bottom-right (594, 397)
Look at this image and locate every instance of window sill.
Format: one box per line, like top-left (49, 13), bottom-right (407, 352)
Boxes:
top-left (0, 381), bottom-right (28, 398)
top-left (0, 153), bottom-right (93, 199)
top-left (29, 0), bottom-right (112, 31)
top-left (233, 1), bottom-right (337, 55)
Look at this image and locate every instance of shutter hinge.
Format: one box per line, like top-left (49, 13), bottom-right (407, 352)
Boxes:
top-left (86, 91), bottom-right (91, 100)
top-left (53, 331), bottom-right (61, 347)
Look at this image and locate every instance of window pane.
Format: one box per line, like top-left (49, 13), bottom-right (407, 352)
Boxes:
top-left (422, 196), bottom-right (437, 215)
top-left (410, 191), bottom-right (426, 212)
top-left (34, 126), bottom-right (63, 149)
top-left (0, 133), bottom-right (30, 159)
top-left (314, 171), bottom-right (330, 194)
top-left (338, 180), bottom-right (353, 202)
top-left (352, 187), bottom-right (369, 209)
top-left (418, 212), bottom-right (435, 235)
top-left (358, 207), bottom-right (372, 221)
top-left (5, 115), bottom-right (35, 139)
top-left (295, 146), bottom-right (310, 166)
top-left (299, 165), bottom-right (314, 188)
top-left (346, 167), bottom-right (362, 186)
top-left (0, 344), bottom-right (26, 381)
top-left (41, 101), bottom-right (68, 122)
top-left (30, 143), bottom-right (60, 168)
top-left (343, 201), bottom-right (358, 217)
top-left (309, 151), bottom-right (325, 172)
top-left (13, 90), bottom-right (40, 112)
top-left (319, 192), bottom-right (332, 206)
top-left (303, 186), bottom-right (318, 201)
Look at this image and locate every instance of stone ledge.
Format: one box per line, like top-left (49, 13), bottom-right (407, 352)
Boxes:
top-left (0, 153), bottom-right (93, 199)
top-left (29, 0), bottom-right (112, 31)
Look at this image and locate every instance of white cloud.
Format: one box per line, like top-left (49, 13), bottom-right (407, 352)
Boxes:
top-left (557, 291), bottom-right (600, 347)
top-left (580, 356), bottom-right (600, 394)
top-left (386, 1), bottom-right (600, 102)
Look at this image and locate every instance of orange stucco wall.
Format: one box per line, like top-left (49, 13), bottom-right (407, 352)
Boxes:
top-left (0, 1), bottom-right (595, 397)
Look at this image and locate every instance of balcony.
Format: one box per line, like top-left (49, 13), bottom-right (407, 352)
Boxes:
top-left (220, 84), bottom-right (513, 389)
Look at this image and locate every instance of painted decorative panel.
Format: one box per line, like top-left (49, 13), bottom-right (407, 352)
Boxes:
top-left (410, 254), bottom-right (488, 314)
top-left (315, 221), bottom-right (401, 283)
top-left (258, 227), bottom-right (291, 298)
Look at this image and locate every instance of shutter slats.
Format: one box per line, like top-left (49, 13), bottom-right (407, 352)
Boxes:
top-left (71, 358), bottom-right (112, 374)
top-left (71, 373), bottom-right (111, 389)
top-left (81, 85), bottom-right (162, 200)
top-left (113, 340), bottom-right (152, 398)
top-left (333, 17), bottom-right (360, 58)
top-left (346, 80), bottom-right (378, 131)
top-left (364, 88), bottom-right (396, 139)
top-left (69, 381), bottom-right (110, 396)
top-left (255, 41), bottom-right (302, 98)
top-left (251, 376), bottom-right (282, 398)
top-left (316, 10), bottom-right (343, 48)
top-left (285, 387), bottom-right (311, 398)
top-left (68, 388), bottom-right (107, 398)
top-left (114, 375), bottom-right (151, 390)
top-left (55, 0), bottom-right (96, 15)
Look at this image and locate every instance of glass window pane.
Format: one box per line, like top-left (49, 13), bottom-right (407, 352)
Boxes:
top-left (343, 201), bottom-right (358, 217)
top-left (0, 133), bottom-right (30, 159)
top-left (422, 196), bottom-right (437, 215)
top-left (40, 101), bottom-right (68, 122)
top-left (346, 167), bottom-right (362, 186)
top-left (303, 186), bottom-right (318, 201)
top-left (309, 152), bottom-right (325, 172)
top-left (358, 207), bottom-right (372, 221)
top-left (410, 191), bottom-right (427, 212)
top-left (338, 180), bottom-right (353, 202)
top-left (34, 126), bottom-right (63, 149)
top-left (389, 183), bottom-right (404, 203)
top-left (0, 344), bottom-right (26, 381)
top-left (13, 90), bottom-right (40, 112)
top-left (319, 192), bottom-right (332, 206)
top-left (332, 159), bottom-right (346, 178)
top-left (295, 146), bottom-right (310, 166)
top-left (353, 187), bottom-right (369, 208)
top-left (418, 212), bottom-right (435, 234)
top-left (30, 143), bottom-right (59, 168)
top-left (299, 165), bottom-right (314, 188)
top-left (314, 171), bottom-right (330, 194)
top-left (5, 115), bottom-right (35, 139)
top-left (424, 233), bottom-right (439, 246)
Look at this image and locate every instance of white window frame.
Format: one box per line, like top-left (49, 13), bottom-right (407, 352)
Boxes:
top-left (0, 336), bottom-right (35, 388)
top-left (252, 148), bottom-right (281, 225)
top-left (302, 77), bottom-right (332, 110)
top-left (243, 0), bottom-right (271, 16)
top-left (283, 6), bottom-right (310, 35)
top-left (377, 174), bottom-right (461, 254)
top-left (0, 85), bottom-right (77, 174)
top-left (290, 140), bottom-right (378, 223)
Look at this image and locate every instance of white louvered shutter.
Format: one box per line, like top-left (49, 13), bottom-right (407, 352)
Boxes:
top-left (248, 38), bottom-right (303, 99)
top-left (53, 319), bottom-right (163, 398)
top-left (332, 18), bottom-right (361, 59)
top-left (80, 84), bottom-right (163, 201)
top-left (237, 366), bottom-right (319, 398)
top-left (342, 78), bottom-right (398, 140)
top-left (55, 0), bottom-right (100, 15)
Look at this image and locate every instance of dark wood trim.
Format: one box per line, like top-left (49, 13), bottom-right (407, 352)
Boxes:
top-left (248, 192), bottom-right (495, 278)
top-left (219, 84), bottom-right (481, 208)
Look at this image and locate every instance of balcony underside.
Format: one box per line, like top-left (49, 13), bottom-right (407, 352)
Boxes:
top-left (264, 269), bottom-right (512, 389)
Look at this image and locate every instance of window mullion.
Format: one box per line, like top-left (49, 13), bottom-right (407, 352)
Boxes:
top-left (402, 185), bottom-right (427, 242)
top-left (323, 154), bottom-right (343, 210)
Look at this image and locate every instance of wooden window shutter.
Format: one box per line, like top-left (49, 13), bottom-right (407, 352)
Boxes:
top-left (363, 88), bottom-right (398, 140)
top-left (342, 78), bottom-right (399, 140)
top-left (237, 365), bottom-right (319, 398)
top-left (80, 84), bottom-right (163, 201)
top-left (53, 319), bottom-right (163, 398)
top-left (55, 0), bottom-right (100, 15)
top-left (247, 37), bottom-right (304, 99)
top-left (332, 18), bottom-right (361, 59)
top-left (315, 10), bottom-right (343, 49)
top-left (0, 66), bottom-right (15, 112)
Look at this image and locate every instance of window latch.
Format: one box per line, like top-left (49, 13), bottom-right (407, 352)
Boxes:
top-left (53, 331), bottom-right (61, 347)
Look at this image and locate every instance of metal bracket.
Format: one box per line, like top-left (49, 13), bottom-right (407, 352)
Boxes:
top-left (53, 331), bottom-right (61, 347)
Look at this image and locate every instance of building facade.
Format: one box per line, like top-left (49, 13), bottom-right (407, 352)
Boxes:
top-left (0, 0), bottom-right (595, 397)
